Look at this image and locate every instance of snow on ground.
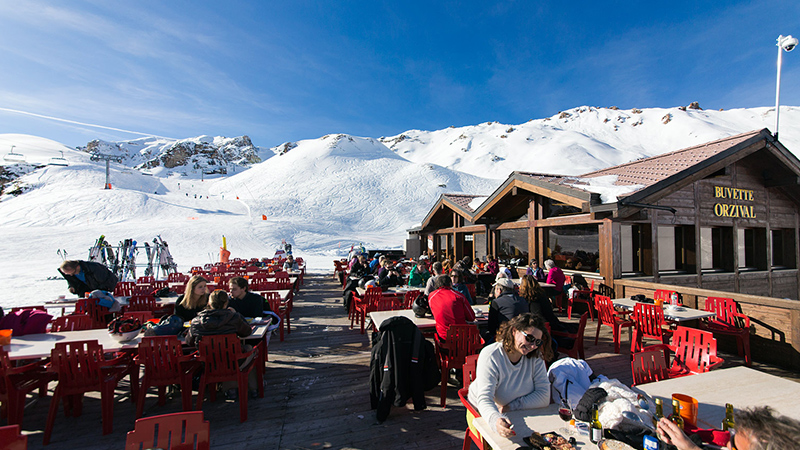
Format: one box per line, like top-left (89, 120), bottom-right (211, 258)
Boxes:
top-left (1, 106), bottom-right (799, 309)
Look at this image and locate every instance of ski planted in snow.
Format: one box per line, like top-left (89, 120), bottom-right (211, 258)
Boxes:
top-left (88, 234), bottom-right (105, 263)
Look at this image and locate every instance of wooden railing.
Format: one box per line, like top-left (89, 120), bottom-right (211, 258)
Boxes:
top-left (614, 278), bottom-right (800, 370)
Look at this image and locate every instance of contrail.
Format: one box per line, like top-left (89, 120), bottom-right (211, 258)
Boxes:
top-left (0, 107), bottom-right (175, 140)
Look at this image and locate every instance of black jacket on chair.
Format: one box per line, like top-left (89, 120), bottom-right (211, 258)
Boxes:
top-left (369, 316), bottom-right (439, 422)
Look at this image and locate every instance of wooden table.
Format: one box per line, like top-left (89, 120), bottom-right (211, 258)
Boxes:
top-left (612, 298), bottom-right (716, 322)
top-left (472, 366), bottom-right (800, 450)
top-left (369, 304), bottom-right (490, 331)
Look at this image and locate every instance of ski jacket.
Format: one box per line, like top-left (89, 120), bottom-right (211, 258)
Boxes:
top-left (59, 261), bottom-right (119, 297)
top-left (229, 291), bottom-right (272, 318)
top-left (428, 288), bottom-right (475, 341)
top-left (185, 308), bottom-right (252, 347)
top-left (369, 316), bottom-right (439, 422)
top-left (547, 266), bottom-right (566, 292)
top-left (486, 260), bottom-right (500, 276)
top-left (407, 265), bottom-right (430, 287)
top-left (488, 292), bottom-right (529, 336)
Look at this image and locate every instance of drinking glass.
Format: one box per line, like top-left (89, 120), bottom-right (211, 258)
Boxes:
top-left (558, 398), bottom-right (573, 435)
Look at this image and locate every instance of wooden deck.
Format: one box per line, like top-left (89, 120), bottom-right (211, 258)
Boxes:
top-left (17, 274), bottom-right (799, 449)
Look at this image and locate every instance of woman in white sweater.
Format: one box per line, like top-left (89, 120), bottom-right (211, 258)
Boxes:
top-left (468, 313), bottom-right (553, 437)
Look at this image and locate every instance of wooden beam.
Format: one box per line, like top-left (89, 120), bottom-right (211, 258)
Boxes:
top-left (497, 221), bottom-right (529, 230)
top-left (531, 214), bottom-right (604, 227)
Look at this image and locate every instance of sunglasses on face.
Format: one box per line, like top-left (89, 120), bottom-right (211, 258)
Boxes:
top-left (519, 330), bottom-right (543, 347)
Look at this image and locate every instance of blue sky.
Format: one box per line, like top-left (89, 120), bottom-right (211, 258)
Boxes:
top-left (0, 0), bottom-right (798, 148)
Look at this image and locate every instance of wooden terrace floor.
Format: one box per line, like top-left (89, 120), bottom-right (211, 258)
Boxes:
top-left (17, 274), bottom-right (799, 450)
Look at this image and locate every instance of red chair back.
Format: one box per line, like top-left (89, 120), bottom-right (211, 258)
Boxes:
top-left (462, 354), bottom-right (479, 390)
top-left (0, 425), bottom-right (27, 450)
top-left (631, 349), bottom-right (669, 385)
top-left (50, 340), bottom-right (105, 392)
top-left (137, 336), bottom-right (187, 386)
top-left (168, 272), bottom-right (190, 283)
top-left (127, 295), bottom-right (158, 312)
top-left (633, 303), bottom-right (667, 340)
top-left (594, 295), bottom-right (616, 326)
top-left (443, 324), bottom-right (482, 366)
top-left (402, 291), bottom-right (417, 309)
top-left (50, 314), bottom-right (93, 332)
top-left (654, 289), bottom-right (681, 305)
top-left (114, 281), bottom-right (135, 297)
top-left (74, 299), bottom-right (111, 329)
top-left (125, 411), bottom-right (210, 450)
top-left (467, 283), bottom-right (477, 301)
top-left (704, 297), bottom-right (748, 328)
top-left (137, 276), bottom-right (155, 285)
top-left (197, 334), bottom-right (243, 379)
top-left (671, 326), bottom-right (722, 374)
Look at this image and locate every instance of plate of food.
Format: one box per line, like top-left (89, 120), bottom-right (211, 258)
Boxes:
top-left (523, 431), bottom-right (575, 450)
top-left (599, 439), bottom-right (636, 450)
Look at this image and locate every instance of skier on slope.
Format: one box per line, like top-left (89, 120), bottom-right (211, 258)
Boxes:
top-left (58, 260), bottom-right (119, 297)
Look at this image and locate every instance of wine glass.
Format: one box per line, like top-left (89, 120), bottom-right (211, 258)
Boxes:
top-left (558, 398), bottom-right (573, 435)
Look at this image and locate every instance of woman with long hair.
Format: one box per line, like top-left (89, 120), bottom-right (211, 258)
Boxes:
top-left (175, 275), bottom-right (209, 321)
top-left (468, 313), bottom-right (552, 437)
top-left (519, 275), bottom-right (562, 329)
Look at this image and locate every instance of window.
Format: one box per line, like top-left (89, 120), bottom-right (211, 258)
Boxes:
top-left (546, 224), bottom-right (599, 271)
top-left (547, 200), bottom-right (582, 218)
top-left (772, 229), bottom-right (797, 269)
top-left (497, 228), bottom-right (528, 263)
top-left (474, 233), bottom-right (487, 262)
top-left (701, 227), bottom-right (734, 272)
top-left (658, 226), bottom-right (696, 274)
top-left (737, 228), bottom-right (767, 271)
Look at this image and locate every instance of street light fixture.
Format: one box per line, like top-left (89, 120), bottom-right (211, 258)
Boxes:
top-left (775, 34), bottom-right (798, 140)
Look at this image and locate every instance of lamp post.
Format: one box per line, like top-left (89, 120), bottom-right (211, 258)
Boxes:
top-left (775, 35), bottom-right (798, 140)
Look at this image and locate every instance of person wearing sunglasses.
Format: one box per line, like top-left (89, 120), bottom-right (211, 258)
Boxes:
top-left (468, 313), bottom-right (553, 438)
top-left (656, 406), bottom-right (800, 450)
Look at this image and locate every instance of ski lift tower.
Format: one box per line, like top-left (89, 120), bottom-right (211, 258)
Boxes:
top-left (90, 152), bottom-right (124, 189)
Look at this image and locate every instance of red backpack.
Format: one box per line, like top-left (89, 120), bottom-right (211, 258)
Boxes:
top-left (0, 309), bottom-right (53, 335)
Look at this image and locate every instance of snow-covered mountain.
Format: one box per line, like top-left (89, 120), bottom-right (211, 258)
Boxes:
top-left (0, 104), bottom-right (799, 304)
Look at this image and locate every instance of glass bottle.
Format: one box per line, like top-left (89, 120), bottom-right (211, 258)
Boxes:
top-left (590, 404), bottom-right (604, 444)
top-left (652, 397), bottom-right (664, 428)
top-left (671, 399), bottom-right (685, 428)
top-left (722, 403), bottom-right (735, 431)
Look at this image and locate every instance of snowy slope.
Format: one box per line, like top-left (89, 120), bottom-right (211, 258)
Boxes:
top-left (1, 105), bottom-right (799, 306)
top-left (382, 106), bottom-right (800, 178)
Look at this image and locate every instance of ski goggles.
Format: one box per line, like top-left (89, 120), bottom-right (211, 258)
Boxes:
top-left (519, 330), bottom-right (543, 347)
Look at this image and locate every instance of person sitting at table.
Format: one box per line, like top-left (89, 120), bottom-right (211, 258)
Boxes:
top-left (525, 258), bottom-right (546, 282)
top-left (58, 260), bottom-right (119, 297)
top-left (175, 275), bottom-right (210, 322)
top-left (369, 254), bottom-right (384, 274)
top-left (282, 254), bottom-right (299, 272)
top-left (378, 261), bottom-right (402, 288)
top-left (408, 260), bottom-right (431, 287)
top-left (185, 290), bottom-right (258, 400)
top-left (457, 256), bottom-right (478, 284)
top-left (468, 313), bottom-right (552, 437)
top-left (428, 275), bottom-right (475, 343)
top-left (485, 255), bottom-right (499, 276)
top-left (228, 277), bottom-right (273, 318)
top-left (486, 278), bottom-right (528, 341)
top-left (450, 269), bottom-right (474, 305)
top-left (657, 406), bottom-right (800, 450)
top-left (425, 262), bottom-right (444, 296)
top-left (350, 254), bottom-right (370, 278)
top-left (442, 256), bottom-right (453, 275)
top-left (519, 275), bottom-right (563, 332)
top-left (544, 258), bottom-right (566, 302)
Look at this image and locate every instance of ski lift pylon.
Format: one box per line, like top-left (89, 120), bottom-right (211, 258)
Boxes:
top-left (48, 150), bottom-right (69, 166)
top-left (3, 145), bottom-right (26, 163)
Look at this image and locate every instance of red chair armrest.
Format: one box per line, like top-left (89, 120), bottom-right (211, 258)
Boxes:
top-left (732, 312), bottom-right (750, 328)
top-left (709, 355), bottom-right (725, 370)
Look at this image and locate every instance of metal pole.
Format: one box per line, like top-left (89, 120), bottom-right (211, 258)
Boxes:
top-left (105, 159), bottom-right (111, 189)
top-left (776, 45), bottom-right (783, 140)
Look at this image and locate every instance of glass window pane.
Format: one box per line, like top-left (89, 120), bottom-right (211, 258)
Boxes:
top-left (547, 224), bottom-right (599, 271)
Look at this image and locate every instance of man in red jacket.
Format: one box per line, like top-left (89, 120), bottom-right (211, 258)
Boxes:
top-left (428, 275), bottom-right (475, 342)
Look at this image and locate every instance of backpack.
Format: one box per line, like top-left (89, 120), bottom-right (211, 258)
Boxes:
top-left (143, 315), bottom-right (185, 336)
top-left (0, 309), bottom-right (53, 336)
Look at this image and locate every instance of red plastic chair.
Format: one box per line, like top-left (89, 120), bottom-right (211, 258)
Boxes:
top-left (351, 288), bottom-right (382, 334)
top-left (125, 295), bottom-right (158, 313)
top-left (401, 290), bottom-right (417, 309)
top-left (134, 336), bottom-right (200, 418)
top-left (458, 386), bottom-right (487, 450)
top-left (74, 298), bottom-right (113, 329)
top-left (0, 424), bottom-right (27, 450)
top-left (43, 340), bottom-right (138, 444)
top-left (466, 283), bottom-right (477, 303)
top-left (0, 347), bottom-right (55, 427)
top-left (552, 312), bottom-right (589, 359)
top-left (594, 295), bottom-right (633, 354)
top-left (644, 326), bottom-right (724, 378)
top-left (631, 348), bottom-right (670, 386)
top-left (137, 276), bottom-right (155, 285)
top-left (168, 272), bottom-right (190, 283)
top-left (114, 281), bottom-right (136, 297)
top-left (631, 303), bottom-right (672, 353)
top-left (125, 411), bottom-right (210, 450)
top-left (567, 287), bottom-right (594, 321)
top-left (436, 324), bottom-right (482, 408)
top-left (654, 289), bottom-right (681, 305)
top-left (50, 314), bottom-right (93, 332)
top-left (699, 297), bottom-right (751, 366)
top-left (195, 334), bottom-right (263, 423)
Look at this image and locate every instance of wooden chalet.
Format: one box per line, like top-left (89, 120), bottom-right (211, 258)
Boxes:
top-left (411, 128), bottom-right (800, 300)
